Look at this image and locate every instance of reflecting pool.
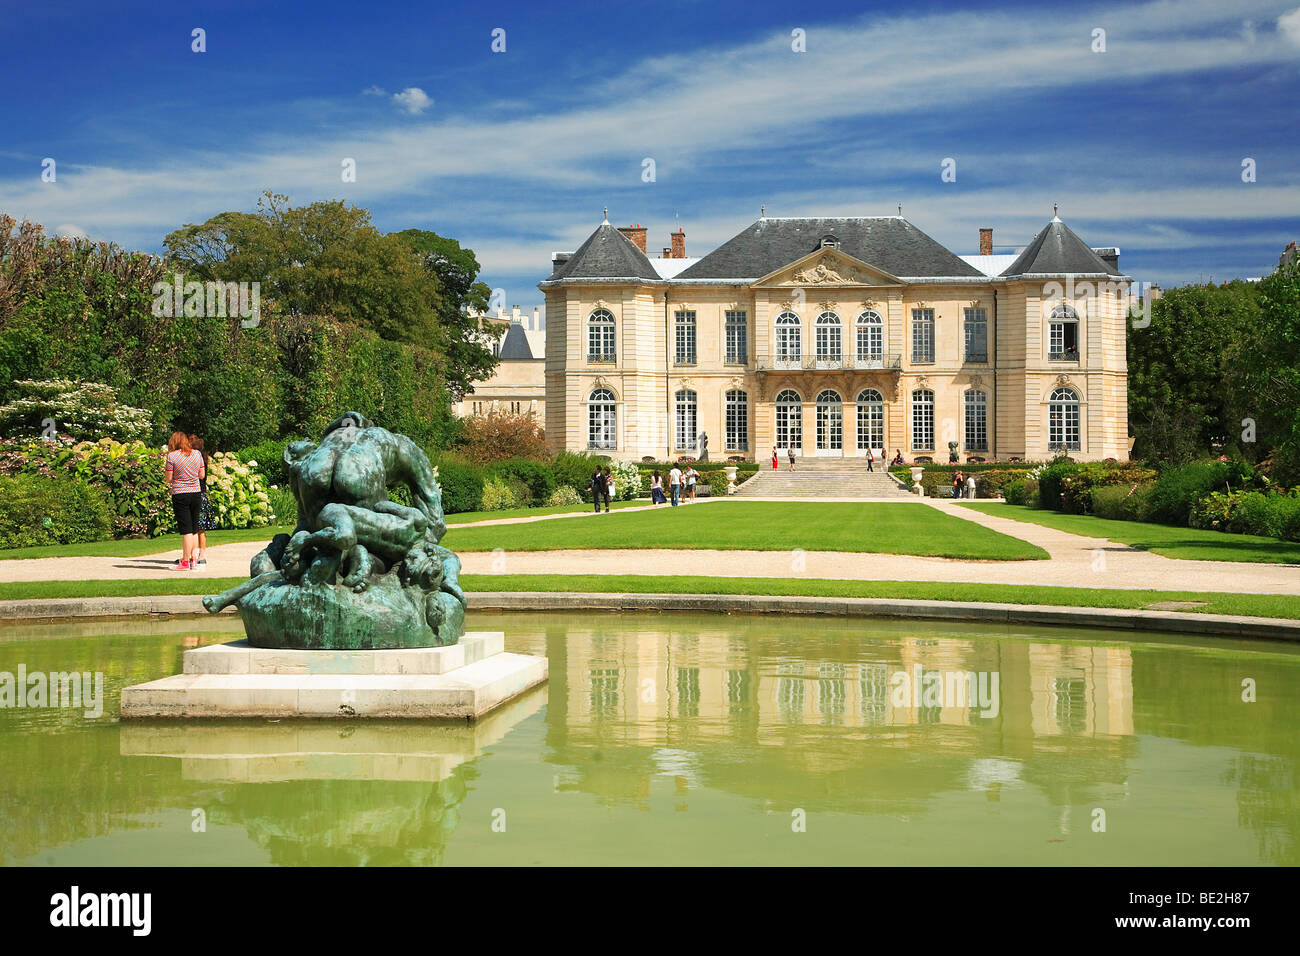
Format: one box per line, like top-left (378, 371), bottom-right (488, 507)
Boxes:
top-left (2, 612), bottom-right (1298, 865)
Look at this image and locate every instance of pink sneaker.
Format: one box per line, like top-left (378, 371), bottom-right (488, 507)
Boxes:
top-left (171, 560), bottom-right (190, 571)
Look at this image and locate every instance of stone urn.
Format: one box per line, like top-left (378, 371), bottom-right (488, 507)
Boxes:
top-left (910, 466), bottom-right (925, 495)
top-left (723, 465), bottom-right (738, 494)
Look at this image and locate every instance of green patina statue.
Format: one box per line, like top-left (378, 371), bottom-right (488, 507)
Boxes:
top-left (203, 412), bottom-right (466, 649)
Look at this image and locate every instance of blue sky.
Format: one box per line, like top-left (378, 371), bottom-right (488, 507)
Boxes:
top-left (2, 0), bottom-right (1298, 308)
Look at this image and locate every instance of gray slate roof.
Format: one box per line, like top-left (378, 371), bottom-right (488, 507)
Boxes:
top-left (676, 217), bottom-right (984, 280)
top-left (498, 322), bottom-right (535, 360)
top-left (548, 223), bottom-right (660, 281)
top-left (1001, 219), bottom-right (1115, 276)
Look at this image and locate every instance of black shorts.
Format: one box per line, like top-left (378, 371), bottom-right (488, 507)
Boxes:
top-left (172, 492), bottom-right (203, 535)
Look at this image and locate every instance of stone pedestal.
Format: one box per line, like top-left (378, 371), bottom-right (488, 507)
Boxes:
top-left (120, 632), bottom-right (547, 721)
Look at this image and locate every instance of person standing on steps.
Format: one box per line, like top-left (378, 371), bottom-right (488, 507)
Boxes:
top-left (865, 446), bottom-right (875, 473)
top-left (771, 447), bottom-right (779, 471)
top-left (787, 446), bottom-right (797, 471)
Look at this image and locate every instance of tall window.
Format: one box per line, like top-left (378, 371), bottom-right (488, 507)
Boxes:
top-left (675, 388), bottom-right (697, 450)
top-left (725, 389), bottom-right (749, 451)
top-left (814, 311), bottom-right (842, 366)
top-left (776, 311), bottom-right (801, 368)
top-left (1049, 387), bottom-right (1080, 450)
top-left (856, 388), bottom-right (884, 453)
top-left (1048, 305), bottom-right (1079, 361)
top-left (912, 388), bottom-right (934, 451)
top-left (964, 307), bottom-right (988, 363)
top-left (911, 308), bottom-right (935, 364)
top-left (725, 310), bottom-right (747, 365)
top-left (674, 310), bottom-right (697, 365)
top-left (775, 388), bottom-right (802, 449)
top-left (588, 309), bottom-right (615, 362)
top-left (856, 310), bottom-right (883, 365)
top-left (815, 389), bottom-right (843, 451)
top-left (588, 388), bottom-right (616, 449)
top-left (965, 389), bottom-right (988, 452)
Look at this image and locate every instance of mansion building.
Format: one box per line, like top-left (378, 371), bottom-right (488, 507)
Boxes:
top-left (539, 213), bottom-right (1131, 462)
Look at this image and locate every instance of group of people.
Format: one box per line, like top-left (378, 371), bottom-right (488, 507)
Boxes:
top-left (589, 465), bottom-right (618, 513)
top-left (648, 464), bottom-right (700, 507)
top-left (768, 446), bottom-right (907, 471)
top-left (951, 470), bottom-right (977, 498)
top-left (165, 432), bottom-right (217, 571)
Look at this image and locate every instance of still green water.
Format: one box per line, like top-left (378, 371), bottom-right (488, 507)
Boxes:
top-left (1, 612), bottom-right (1297, 866)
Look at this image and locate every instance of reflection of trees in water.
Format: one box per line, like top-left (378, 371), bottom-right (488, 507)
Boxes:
top-left (1223, 754), bottom-right (1298, 865)
top-left (211, 769), bottom-right (473, 866)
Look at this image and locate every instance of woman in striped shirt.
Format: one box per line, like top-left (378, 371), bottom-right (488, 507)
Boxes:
top-left (165, 432), bottom-right (206, 571)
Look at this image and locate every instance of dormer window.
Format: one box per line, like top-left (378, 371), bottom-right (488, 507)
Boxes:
top-left (820, 234), bottom-right (840, 249)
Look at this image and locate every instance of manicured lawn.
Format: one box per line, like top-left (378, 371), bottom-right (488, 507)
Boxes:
top-left (960, 503), bottom-right (1300, 565)
top-left (2, 574), bottom-right (1298, 621)
top-left (0, 526), bottom-right (296, 561)
top-left (447, 499), bottom-right (647, 524)
top-left (443, 501), bottom-right (1048, 560)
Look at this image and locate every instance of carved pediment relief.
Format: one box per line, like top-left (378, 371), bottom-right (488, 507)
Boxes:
top-left (1055, 374), bottom-right (1072, 387)
top-left (758, 248), bottom-right (902, 290)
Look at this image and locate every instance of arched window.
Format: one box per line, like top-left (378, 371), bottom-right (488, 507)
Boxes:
top-left (856, 310), bottom-right (883, 366)
top-left (965, 389), bottom-right (988, 452)
top-left (815, 311), bottom-right (842, 365)
top-left (725, 389), bottom-right (749, 451)
top-left (1048, 305), bottom-right (1079, 361)
top-left (776, 311), bottom-right (801, 367)
top-left (775, 388), bottom-right (802, 449)
top-left (588, 387), bottom-right (616, 449)
top-left (588, 309), bottom-right (615, 362)
top-left (856, 388), bottom-right (884, 453)
top-left (912, 388), bottom-right (934, 452)
top-left (1049, 387), bottom-right (1080, 450)
top-left (815, 388), bottom-right (843, 451)
top-left (675, 388), bottom-right (698, 451)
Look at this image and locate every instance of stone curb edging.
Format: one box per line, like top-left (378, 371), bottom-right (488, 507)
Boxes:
top-left (0, 591), bottom-right (1297, 642)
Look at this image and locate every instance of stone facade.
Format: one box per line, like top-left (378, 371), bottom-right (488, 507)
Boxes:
top-left (540, 215), bottom-right (1131, 462)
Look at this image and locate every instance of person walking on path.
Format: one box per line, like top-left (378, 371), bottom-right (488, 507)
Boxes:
top-left (604, 466), bottom-right (616, 509)
top-left (650, 472), bottom-right (667, 505)
top-left (686, 466), bottom-right (698, 502)
top-left (189, 434), bottom-right (216, 568)
top-left (590, 467), bottom-right (606, 514)
top-left (771, 447), bottom-right (779, 471)
top-left (966, 473), bottom-right (977, 499)
top-left (165, 432), bottom-right (206, 571)
top-left (787, 446), bottom-right (797, 471)
top-left (669, 463), bottom-right (682, 507)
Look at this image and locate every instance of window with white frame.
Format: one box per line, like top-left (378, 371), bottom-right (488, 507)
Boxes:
top-left (725, 310), bottom-right (747, 365)
top-left (911, 308), bottom-right (935, 363)
top-left (588, 388), bottom-right (616, 449)
top-left (964, 307), bottom-right (988, 363)
top-left (815, 311), bottom-right (842, 364)
top-left (588, 309), bottom-right (615, 362)
top-left (776, 311), bottom-right (801, 367)
top-left (674, 310), bottom-right (696, 365)
top-left (1049, 387), bottom-right (1080, 450)
top-left (856, 388), bottom-right (883, 452)
top-left (856, 310), bottom-right (883, 364)
top-left (725, 389), bottom-right (749, 451)
top-left (912, 388), bottom-right (934, 451)
top-left (675, 388), bottom-right (697, 449)
top-left (965, 389), bottom-right (988, 451)
top-left (775, 388), bottom-right (802, 449)
top-left (1048, 305), bottom-right (1079, 361)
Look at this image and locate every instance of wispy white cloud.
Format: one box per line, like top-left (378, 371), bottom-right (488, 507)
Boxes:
top-left (392, 87), bottom-right (432, 115)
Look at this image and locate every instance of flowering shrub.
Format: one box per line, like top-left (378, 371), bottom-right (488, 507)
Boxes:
top-left (608, 458), bottom-right (643, 501)
top-left (0, 380), bottom-right (151, 442)
top-left (545, 485), bottom-right (583, 507)
top-left (480, 475), bottom-right (522, 511)
top-left (205, 452), bottom-right (275, 529)
top-left (1190, 489), bottom-right (1300, 540)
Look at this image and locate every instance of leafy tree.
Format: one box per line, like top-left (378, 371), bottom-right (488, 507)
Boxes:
top-left (1251, 259), bottom-right (1300, 484)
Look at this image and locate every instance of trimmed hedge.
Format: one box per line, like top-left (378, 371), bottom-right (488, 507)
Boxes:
top-left (0, 473), bottom-right (113, 548)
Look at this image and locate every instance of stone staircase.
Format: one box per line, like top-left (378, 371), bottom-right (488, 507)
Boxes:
top-left (734, 457), bottom-right (914, 499)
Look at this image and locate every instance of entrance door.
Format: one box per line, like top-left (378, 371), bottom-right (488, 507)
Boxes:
top-left (815, 389), bottom-right (843, 456)
top-left (774, 388), bottom-right (802, 454)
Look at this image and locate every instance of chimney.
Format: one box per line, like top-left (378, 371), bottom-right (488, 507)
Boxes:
top-left (979, 228), bottom-right (993, 257)
top-left (617, 224), bottom-right (648, 253)
top-left (671, 228), bottom-right (686, 259)
top-left (532, 306), bottom-right (540, 330)
top-left (662, 247), bottom-right (671, 257)
top-left (1092, 247), bottom-right (1121, 274)
top-left (511, 304), bottom-right (521, 324)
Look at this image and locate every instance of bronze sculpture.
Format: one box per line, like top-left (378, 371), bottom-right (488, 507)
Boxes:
top-left (203, 412), bottom-right (466, 648)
